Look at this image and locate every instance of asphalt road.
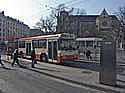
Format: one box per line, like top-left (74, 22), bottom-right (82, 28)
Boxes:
top-left (0, 63), bottom-right (103, 93)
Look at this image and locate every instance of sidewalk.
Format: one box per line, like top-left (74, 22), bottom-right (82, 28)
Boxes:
top-left (1, 55), bottom-right (125, 93)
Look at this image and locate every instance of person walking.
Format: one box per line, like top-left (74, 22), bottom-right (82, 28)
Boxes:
top-left (11, 49), bottom-right (21, 67)
top-left (86, 49), bottom-right (92, 60)
top-left (0, 54), bottom-right (5, 68)
top-left (31, 48), bottom-right (36, 68)
top-left (0, 45), bottom-right (5, 68)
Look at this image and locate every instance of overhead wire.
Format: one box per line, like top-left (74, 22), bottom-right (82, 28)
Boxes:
top-left (38, 0), bottom-right (89, 17)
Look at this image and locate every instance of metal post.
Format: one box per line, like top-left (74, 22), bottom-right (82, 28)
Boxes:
top-left (100, 40), bottom-right (116, 86)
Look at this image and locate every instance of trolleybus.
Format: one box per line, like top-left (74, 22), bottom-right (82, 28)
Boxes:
top-left (76, 37), bottom-right (103, 60)
top-left (17, 33), bottom-right (78, 63)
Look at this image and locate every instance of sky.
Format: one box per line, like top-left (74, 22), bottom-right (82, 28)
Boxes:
top-left (0, 0), bottom-right (125, 28)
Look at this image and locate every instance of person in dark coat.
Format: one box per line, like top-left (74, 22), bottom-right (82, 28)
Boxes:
top-left (86, 50), bottom-right (92, 60)
top-left (11, 49), bottom-right (21, 67)
top-left (31, 48), bottom-right (36, 68)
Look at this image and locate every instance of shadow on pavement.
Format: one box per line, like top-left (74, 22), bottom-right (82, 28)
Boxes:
top-left (0, 66), bottom-right (14, 70)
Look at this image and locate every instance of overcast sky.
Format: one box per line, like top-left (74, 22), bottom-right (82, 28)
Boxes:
top-left (0, 0), bottom-right (125, 28)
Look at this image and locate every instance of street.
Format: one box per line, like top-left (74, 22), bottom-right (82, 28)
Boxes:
top-left (0, 63), bottom-right (103, 93)
top-left (0, 0), bottom-right (125, 93)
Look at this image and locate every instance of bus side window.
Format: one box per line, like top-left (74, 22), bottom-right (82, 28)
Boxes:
top-left (19, 41), bottom-right (25, 48)
top-left (32, 40), bottom-right (39, 48)
top-left (39, 40), bottom-right (47, 48)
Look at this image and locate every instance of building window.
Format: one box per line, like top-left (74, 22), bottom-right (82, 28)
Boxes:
top-left (3, 33), bottom-right (5, 36)
top-left (3, 29), bottom-right (5, 32)
top-left (3, 20), bottom-right (5, 23)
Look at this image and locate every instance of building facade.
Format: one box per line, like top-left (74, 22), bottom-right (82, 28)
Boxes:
top-left (0, 11), bottom-right (30, 43)
top-left (57, 9), bottom-right (123, 49)
top-left (29, 29), bottom-right (44, 37)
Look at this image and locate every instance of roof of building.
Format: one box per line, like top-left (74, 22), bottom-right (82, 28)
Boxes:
top-left (0, 11), bottom-right (29, 27)
top-left (60, 9), bottom-right (118, 22)
top-left (68, 15), bottom-right (118, 22)
top-left (29, 29), bottom-right (44, 36)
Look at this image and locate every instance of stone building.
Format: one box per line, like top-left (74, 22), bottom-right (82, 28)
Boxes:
top-left (29, 29), bottom-right (44, 37)
top-left (0, 11), bottom-right (30, 43)
top-left (57, 9), bottom-right (123, 49)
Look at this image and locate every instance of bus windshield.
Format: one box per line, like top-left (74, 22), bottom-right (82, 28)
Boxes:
top-left (59, 39), bottom-right (76, 50)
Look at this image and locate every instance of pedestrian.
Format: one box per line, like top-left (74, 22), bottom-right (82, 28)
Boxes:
top-left (86, 50), bottom-right (92, 60)
top-left (0, 54), bottom-right (5, 68)
top-left (31, 48), bottom-right (36, 68)
top-left (0, 47), bottom-right (5, 68)
top-left (11, 49), bottom-right (21, 67)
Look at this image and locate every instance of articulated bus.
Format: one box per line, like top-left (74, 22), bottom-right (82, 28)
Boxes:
top-left (17, 33), bottom-right (78, 64)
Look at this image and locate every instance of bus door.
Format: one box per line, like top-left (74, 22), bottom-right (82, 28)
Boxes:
top-left (48, 40), bottom-right (58, 60)
top-left (26, 43), bottom-right (31, 55)
top-left (48, 41), bottom-right (52, 59)
top-left (53, 41), bottom-right (57, 60)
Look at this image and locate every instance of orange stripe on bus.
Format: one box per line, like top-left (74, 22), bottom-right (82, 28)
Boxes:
top-left (18, 35), bottom-right (60, 41)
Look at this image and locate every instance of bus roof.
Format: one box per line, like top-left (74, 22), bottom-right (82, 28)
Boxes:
top-left (76, 37), bottom-right (103, 41)
top-left (18, 34), bottom-right (62, 41)
top-left (17, 33), bottom-right (76, 41)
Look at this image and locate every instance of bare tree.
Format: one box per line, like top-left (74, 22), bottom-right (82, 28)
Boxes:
top-left (114, 6), bottom-right (125, 49)
top-left (115, 6), bottom-right (125, 25)
top-left (34, 17), bottom-right (44, 30)
top-left (71, 8), bottom-right (87, 15)
top-left (35, 4), bottom-right (74, 33)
